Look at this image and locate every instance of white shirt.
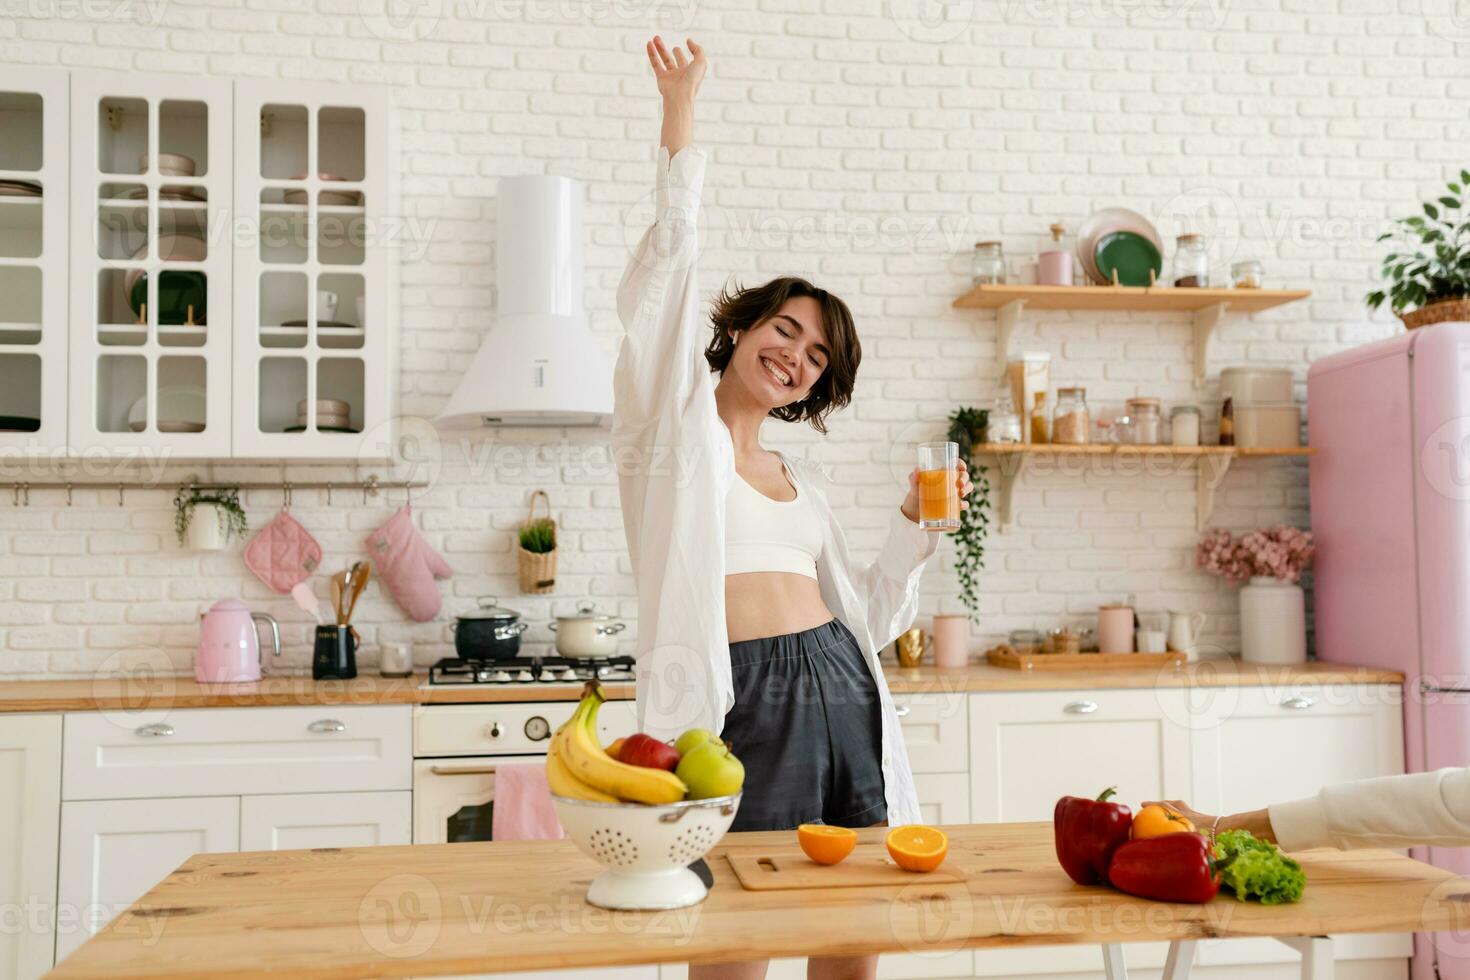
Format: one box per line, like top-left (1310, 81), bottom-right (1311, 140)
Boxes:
top-left (1270, 767), bottom-right (1470, 851)
top-left (611, 144), bottom-right (941, 826)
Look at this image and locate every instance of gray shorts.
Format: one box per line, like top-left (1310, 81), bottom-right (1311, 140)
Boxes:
top-left (721, 618), bottom-right (888, 832)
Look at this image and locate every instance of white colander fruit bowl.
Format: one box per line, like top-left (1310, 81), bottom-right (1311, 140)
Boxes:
top-left (552, 793), bottom-right (741, 910)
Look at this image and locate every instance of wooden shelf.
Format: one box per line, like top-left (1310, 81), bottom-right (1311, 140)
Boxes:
top-left (971, 442), bottom-right (1314, 533)
top-left (952, 284), bottom-right (1311, 384)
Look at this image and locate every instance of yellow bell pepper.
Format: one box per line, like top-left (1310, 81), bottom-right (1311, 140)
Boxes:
top-left (1131, 804), bottom-right (1196, 840)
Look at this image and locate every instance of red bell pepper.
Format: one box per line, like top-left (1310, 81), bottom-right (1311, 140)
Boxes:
top-left (1054, 787), bottom-right (1133, 886)
top-left (1107, 832), bottom-right (1236, 904)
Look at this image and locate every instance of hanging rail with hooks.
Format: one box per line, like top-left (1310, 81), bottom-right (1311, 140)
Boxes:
top-left (4, 475), bottom-right (429, 507)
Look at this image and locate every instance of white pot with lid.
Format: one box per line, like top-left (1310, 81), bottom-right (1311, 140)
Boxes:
top-left (550, 601), bottom-right (627, 658)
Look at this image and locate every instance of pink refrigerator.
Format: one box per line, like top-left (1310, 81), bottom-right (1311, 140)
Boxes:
top-left (1310, 321), bottom-right (1470, 980)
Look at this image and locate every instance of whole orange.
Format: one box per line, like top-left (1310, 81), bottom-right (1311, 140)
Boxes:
top-left (797, 824), bottom-right (858, 865)
top-left (886, 825), bottom-right (948, 873)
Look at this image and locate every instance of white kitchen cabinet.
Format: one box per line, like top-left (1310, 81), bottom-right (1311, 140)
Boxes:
top-left (231, 79), bottom-right (395, 459)
top-left (55, 795), bottom-right (239, 963)
top-left (63, 704), bottom-right (412, 801)
top-left (0, 715), bottom-right (61, 980)
top-left (240, 791), bottom-right (410, 850)
top-left (0, 69), bottom-right (69, 454)
top-left (894, 690), bottom-right (968, 774)
top-left (67, 71), bottom-right (234, 455)
top-left (1187, 683), bottom-right (1409, 968)
top-left (968, 689), bottom-right (1193, 977)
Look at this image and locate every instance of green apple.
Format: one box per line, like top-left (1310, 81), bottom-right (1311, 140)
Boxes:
top-left (674, 727), bottom-right (717, 758)
top-left (675, 740), bottom-right (745, 800)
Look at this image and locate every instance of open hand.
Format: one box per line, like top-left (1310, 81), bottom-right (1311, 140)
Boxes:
top-left (900, 458), bottom-right (974, 525)
top-left (646, 36), bottom-right (706, 104)
top-left (1143, 800), bottom-right (1216, 829)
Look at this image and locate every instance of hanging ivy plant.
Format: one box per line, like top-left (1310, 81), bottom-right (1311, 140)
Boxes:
top-left (947, 406), bottom-right (991, 622)
top-left (173, 487), bottom-right (248, 547)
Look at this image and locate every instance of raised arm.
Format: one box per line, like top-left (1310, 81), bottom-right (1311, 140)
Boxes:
top-left (649, 36), bottom-right (703, 157)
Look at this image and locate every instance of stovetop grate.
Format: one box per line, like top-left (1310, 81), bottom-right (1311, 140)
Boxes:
top-left (427, 655), bottom-right (636, 686)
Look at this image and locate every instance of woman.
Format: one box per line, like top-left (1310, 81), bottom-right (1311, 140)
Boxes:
top-left (1150, 766), bottom-right (1470, 851)
top-left (613, 36), bottom-right (973, 980)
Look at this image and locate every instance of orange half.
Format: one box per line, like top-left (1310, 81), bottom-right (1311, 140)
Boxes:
top-left (886, 825), bottom-right (948, 873)
top-left (797, 824), bottom-right (858, 865)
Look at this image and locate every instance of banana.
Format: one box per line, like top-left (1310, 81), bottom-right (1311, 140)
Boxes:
top-left (545, 733), bottom-right (620, 803)
top-left (556, 684), bottom-right (687, 805)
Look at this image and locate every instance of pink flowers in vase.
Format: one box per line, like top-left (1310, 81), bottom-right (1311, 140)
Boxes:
top-left (1196, 525), bottom-right (1314, 585)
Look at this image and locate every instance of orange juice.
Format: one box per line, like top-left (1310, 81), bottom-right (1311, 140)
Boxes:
top-left (918, 467), bottom-right (957, 528)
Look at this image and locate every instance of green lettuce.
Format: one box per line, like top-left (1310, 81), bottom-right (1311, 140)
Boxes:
top-left (1213, 830), bottom-right (1306, 905)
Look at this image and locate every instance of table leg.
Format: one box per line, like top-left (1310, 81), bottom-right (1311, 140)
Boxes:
top-left (1162, 939), bottom-right (1195, 980)
top-left (1100, 943), bottom-right (1128, 980)
top-left (1275, 935), bottom-right (1334, 980)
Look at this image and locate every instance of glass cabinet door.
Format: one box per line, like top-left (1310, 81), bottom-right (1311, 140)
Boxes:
top-left (0, 68), bottom-right (69, 453)
top-left (68, 72), bottom-right (233, 456)
top-left (233, 81), bottom-right (392, 460)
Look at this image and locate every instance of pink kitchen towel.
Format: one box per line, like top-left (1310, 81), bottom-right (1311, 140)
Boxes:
top-left (490, 762), bottom-right (566, 841)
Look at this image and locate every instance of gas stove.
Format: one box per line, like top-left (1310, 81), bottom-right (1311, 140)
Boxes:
top-left (426, 654), bottom-right (636, 686)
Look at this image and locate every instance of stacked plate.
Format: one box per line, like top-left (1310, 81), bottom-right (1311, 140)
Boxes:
top-left (284, 175), bottom-right (362, 207)
top-left (288, 399), bottom-right (359, 434)
top-left (126, 387), bottom-right (206, 433)
top-left (1076, 208), bottom-right (1164, 287)
top-left (0, 179), bottom-right (42, 198)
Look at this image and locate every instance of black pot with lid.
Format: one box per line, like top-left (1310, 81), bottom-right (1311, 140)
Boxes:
top-left (450, 596), bottom-right (529, 661)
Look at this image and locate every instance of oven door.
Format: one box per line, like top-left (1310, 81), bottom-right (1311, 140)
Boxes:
top-left (412, 755), bottom-right (543, 845)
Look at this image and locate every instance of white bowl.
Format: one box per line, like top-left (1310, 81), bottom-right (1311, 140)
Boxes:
top-left (551, 793), bottom-right (740, 910)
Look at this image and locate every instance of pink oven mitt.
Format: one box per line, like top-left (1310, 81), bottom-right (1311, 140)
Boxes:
top-left (243, 509), bottom-right (322, 594)
top-left (366, 505), bottom-right (452, 621)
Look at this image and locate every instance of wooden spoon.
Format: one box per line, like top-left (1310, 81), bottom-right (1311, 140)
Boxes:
top-left (345, 562), bottom-right (371, 625)
top-left (330, 574), bottom-right (345, 625)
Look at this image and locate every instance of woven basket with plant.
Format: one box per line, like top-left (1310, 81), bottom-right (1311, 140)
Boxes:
top-left (518, 489), bottom-right (558, 594)
top-left (1368, 168), bottom-right (1470, 330)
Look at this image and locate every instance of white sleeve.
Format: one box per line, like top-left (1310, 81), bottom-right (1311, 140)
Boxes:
top-left (1269, 767), bottom-right (1470, 851)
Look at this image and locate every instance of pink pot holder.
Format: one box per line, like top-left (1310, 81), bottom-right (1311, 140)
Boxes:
top-left (244, 509), bottom-right (322, 594)
top-left (366, 505), bottom-right (452, 622)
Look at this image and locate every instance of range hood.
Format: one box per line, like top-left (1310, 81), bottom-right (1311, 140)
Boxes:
top-left (435, 175), bottom-right (612, 428)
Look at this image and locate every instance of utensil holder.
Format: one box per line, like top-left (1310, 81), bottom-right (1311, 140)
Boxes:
top-left (312, 625), bottom-right (358, 680)
top-left (517, 489), bottom-right (558, 595)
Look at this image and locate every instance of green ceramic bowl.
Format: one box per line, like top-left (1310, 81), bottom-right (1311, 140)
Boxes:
top-left (128, 270), bottom-right (208, 326)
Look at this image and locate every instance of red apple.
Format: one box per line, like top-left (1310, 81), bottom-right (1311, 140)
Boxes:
top-left (618, 733), bottom-right (681, 772)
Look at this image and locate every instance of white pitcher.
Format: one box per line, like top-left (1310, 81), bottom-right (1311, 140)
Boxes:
top-left (1167, 610), bottom-right (1207, 658)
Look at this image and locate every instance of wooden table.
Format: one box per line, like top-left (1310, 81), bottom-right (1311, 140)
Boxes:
top-left (46, 823), bottom-right (1470, 980)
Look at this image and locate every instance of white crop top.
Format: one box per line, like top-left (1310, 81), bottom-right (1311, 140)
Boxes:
top-left (725, 464), bottom-right (823, 580)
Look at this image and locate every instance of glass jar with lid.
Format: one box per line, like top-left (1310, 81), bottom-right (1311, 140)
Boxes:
top-left (1231, 259), bottom-right (1263, 288)
top-left (989, 393), bottom-right (1022, 443)
top-left (1052, 387), bottom-right (1090, 444)
top-left (1172, 233), bottom-right (1209, 287)
top-left (972, 241), bottom-right (1007, 285)
top-left (1125, 397), bottom-right (1162, 444)
top-left (1170, 404), bottom-right (1201, 447)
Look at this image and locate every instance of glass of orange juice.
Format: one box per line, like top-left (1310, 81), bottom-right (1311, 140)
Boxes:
top-left (917, 442), bottom-right (959, 531)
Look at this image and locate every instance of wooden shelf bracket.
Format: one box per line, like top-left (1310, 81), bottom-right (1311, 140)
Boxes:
top-left (1192, 302), bottom-right (1227, 386)
top-left (995, 299), bottom-right (1026, 372)
top-left (1196, 453), bottom-right (1232, 530)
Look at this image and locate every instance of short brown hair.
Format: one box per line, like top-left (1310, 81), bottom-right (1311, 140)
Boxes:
top-left (705, 276), bottom-right (861, 434)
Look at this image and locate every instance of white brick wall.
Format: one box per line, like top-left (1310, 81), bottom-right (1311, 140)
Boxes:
top-left (1, 0), bottom-right (1464, 676)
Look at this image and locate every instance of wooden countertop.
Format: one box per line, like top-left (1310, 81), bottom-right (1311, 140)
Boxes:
top-left (0, 659), bottom-right (1401, 713)
top-left (47, 822), bottom-right (1463, 979)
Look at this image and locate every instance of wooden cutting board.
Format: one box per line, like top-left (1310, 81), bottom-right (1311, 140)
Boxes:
top-left (726, 845), bottom-right (964, 890)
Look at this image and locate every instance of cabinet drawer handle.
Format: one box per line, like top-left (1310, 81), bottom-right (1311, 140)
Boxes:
top-left (894, 705), bottom-right (911, 718)
top-left (308, 719), bottom-right (347, 734)
top-left (429, 765), bottom-right (497, 776)
top-left (1281, 696), bottom-right (1315, 710)
top-left (134, 723), bottom-right (174, 738)
top-left (1063, 700), bottom-right (1098, 715)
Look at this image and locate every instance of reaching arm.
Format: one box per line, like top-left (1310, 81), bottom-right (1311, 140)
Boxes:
top-left (1149, 767), bottom-right (1470, 852)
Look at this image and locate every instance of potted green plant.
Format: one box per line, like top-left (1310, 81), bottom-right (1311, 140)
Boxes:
top-left (1367, 168), bottom-right (1470, 329)
top-left (174, 487), bottom-right (248, 552)
top-left (945, 407), bottom-right (991, 621)
top-left (518, 490), bottom-right (558, 594)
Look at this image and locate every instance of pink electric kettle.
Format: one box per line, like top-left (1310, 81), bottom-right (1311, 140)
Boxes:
top-left (195, 599), bottom-right (281, 683)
